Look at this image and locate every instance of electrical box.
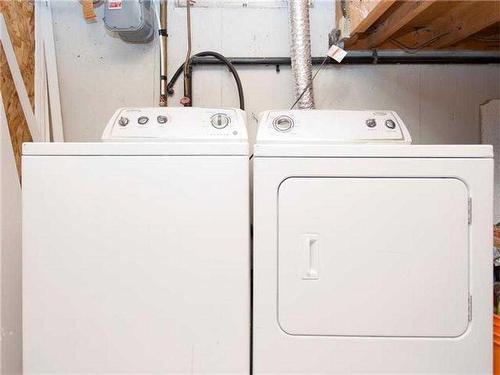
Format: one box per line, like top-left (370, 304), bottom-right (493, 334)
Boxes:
top-left (104, 0), bottom-right (155, 43)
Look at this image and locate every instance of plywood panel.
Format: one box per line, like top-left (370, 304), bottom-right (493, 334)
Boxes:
top-left (0, 0), bottom-right (35, 178)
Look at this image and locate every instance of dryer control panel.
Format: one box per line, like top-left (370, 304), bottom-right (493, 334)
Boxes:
top-left (101, 107), bottom-right (247, 142)
top-left (257, 110), bottom-right (412, 144)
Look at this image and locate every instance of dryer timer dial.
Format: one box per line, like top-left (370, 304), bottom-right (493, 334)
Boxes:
top-left (273, 115), bottom-right (294, 132)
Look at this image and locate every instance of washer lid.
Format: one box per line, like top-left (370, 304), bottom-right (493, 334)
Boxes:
top-left (278, 177), bottom-right (470, 338)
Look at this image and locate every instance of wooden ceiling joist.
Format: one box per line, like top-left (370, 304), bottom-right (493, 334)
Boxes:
top-left (429, 1), bottom-right (500, 49)
top-left (338, 0), bottom-right (500, 52)
top-left (337, 0), bottom-right (396, 43)
top-left (365, 0), bottom-right (437, 48)
top-left (349, 0), bottom-right (396, 35)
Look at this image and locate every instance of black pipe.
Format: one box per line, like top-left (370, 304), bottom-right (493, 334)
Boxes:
top-left (187, 54), bottom-right (500, 65)
top-left (167, 51), bottom-right (245, 110)
top-left (167, 51), bottom-right (498, 107)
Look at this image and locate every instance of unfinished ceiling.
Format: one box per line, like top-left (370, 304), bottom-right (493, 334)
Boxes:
top-left (337, 0), bottom-right (500, 52)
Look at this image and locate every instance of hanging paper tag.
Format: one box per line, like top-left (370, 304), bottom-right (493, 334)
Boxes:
top-left (327, 45), bottom-right (347, 63)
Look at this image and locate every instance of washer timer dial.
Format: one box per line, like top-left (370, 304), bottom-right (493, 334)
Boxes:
top-left (211, 113), bottom-right (230, 129)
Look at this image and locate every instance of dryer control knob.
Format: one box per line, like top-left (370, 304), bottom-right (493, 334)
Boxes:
top-left (385, 119), bottom-right (396, 129)
top-left (273, 115), bottom-right (294, 132)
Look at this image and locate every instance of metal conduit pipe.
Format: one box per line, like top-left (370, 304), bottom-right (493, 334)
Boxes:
top-left (182, 0), bottom-right (193, 106)
top-left (159, 0), bottom-right (168, 106)
top-left (185, 51), bottom-right (500, 66)
top-left (289, 0), bottom-right (315, 109)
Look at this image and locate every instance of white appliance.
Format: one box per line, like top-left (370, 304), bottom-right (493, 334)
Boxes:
top-left (0, 95), bottom-right (22, 374)
top-left (253, 110), bottom-right (493, 374)
top-left (23, 107), bottom-right (250, 374)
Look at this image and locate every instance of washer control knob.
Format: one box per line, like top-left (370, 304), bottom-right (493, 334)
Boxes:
top-left (138, 116), bottom-right (149, 125)
top-left (273, 115), bottom-right (294, 132)
top-left (385, 119), bottom-right (396, 129)
top-left (157, 115), bottom-right (168, 124)
top-left (366, 118), bottom-right (377, 128)
top-left (118, 117), bottom-right (129, 126)
top-left (211, 113), bottom-right (230, 129)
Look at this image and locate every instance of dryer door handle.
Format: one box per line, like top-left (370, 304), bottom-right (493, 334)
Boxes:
top-left (302, 234), bottom-right (319, 280)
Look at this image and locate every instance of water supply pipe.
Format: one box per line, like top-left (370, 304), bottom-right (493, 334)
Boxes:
top-left (159, 0), bottom-right (168, 106)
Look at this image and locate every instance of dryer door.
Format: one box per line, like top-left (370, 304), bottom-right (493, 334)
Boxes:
top-left (278, 177), bottom-right (470, 338)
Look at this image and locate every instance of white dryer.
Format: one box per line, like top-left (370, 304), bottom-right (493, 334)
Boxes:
top-left (23, 107), bottom-right (250, 374)
top-left (253, 110), bottom-right (493, 374)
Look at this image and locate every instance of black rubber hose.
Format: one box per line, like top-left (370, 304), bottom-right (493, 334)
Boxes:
top-left (167, 51), bottom-right (245, 111)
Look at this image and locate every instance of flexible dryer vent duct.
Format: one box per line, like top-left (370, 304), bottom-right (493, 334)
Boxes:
top-left (288, 0), bottom-right (315, 109)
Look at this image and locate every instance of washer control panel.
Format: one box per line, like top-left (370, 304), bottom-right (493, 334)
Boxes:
top-left (257, 110), bottom-right (412, 144)
top-left (102, 107), bottom-right (247, 142)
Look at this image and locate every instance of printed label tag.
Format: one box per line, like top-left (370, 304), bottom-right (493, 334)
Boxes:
top-left (108, 0), bottom-right (123, 10)
top-left (327, 45), bottom-right (348, 63)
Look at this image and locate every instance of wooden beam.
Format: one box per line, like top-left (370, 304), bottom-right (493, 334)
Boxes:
top-left (350, 0), bottom-right (396, 35)
top-left (430, 1), bottom-right (500, 48)
top-left (337, 0), bottom-right (395, 42)
top-left (366, 0), bottom-right (437, 48)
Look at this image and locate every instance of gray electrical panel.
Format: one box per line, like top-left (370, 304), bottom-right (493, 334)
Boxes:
top-left (104, 0), bottom-right (155, 43)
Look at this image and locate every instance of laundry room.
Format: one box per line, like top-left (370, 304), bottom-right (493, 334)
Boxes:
top-left (1, 0), bottom-right (500, 373)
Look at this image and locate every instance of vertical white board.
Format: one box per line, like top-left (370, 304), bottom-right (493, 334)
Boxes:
top-left (42, 0), bottom-right (64, 142)
top-left (0, 14), bottom-right (40, 142)
top-left (481, 99), bottom-right (500, 223)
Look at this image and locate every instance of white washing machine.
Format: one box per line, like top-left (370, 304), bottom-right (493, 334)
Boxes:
top-left (253, 110), bottom-right (493, 374)
top-left (23, 107), bottom-right (250, 374)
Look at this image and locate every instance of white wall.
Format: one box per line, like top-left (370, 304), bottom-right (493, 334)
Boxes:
top-left (51, 1), bottom-right (500, 144)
